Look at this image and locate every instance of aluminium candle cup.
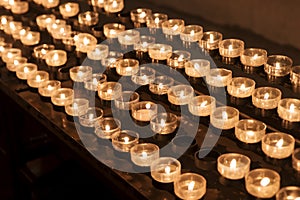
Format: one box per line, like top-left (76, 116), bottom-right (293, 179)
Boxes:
top-left (240, 48), bottom-right (268, 67)
top-left (59, 2), bottom-right (80, 18)
top-left (185, 59), bottom-right (210, 78)
top-left (292, 148), bottom-right (300, 171)
top-left (103, 23), bottom-right (126, 39)
top-left (219, 38), bottom-right (244, 58)
top-left (235, 119), bottom-right (266, 144)
top-left (116, 58), bottom-right (139, 76)
top-left (11, 1), bottom-right (29, 14)
top-left (150, 112), bottom-right (178, 134)
top-left (167, 50), bottom-right (191, 69)
top-left (16, 63), bottom-right (38, 80)
top-left (188, 95), bottom-right (216, 117)
top-left (101, 51), bottom-right (123, 68)
top-left (41, 0), bottom-right (59, 9)
top-left (227, 77), bottom-right (256, 98)
top-left (131, 101), bottom-right (158, 122)
top-left (103, 0), bottom-right (124, 13)
top-left (51, 88), bottom-right (74, 106)
top-left (146, 12), bottom-right (168, 29)
top-left (6, 56), bottom-right (27, 72)
top-left (199, 31), bottom-right (223, 51)
top-left (69, 66), bottom-right (93, 82)
top-left (20, 31), bottom-right (40, 46)
top-left (161, 19), bottom-right (185, 38)
top-left (261, 132), bottom-right (295, 159)
top-left (84, 73), bottom-right (107, 91)
top-left (179, 25), bottom-right (203, 44)
top-left (245, 168), bottom-right (280, 199)
top-left (277, 98), bottom-right (300, 122)
top-left (94, 117), bottom-right (121, 139)
top-left (150, 157), bottom-right (181, 183)
top-left (87, 44), bottom-right (109, 60)
top-left (64, 98), bottom-right (89, 117)
top-left (44, 50), bottom-right (67, 67)
top-left (264, 55), bottom-right (293, 77)
top-left (167, 85), bottom-right (194, 105)
top-left (131, 66), bottom-right (156, 85)
top-left (210, 106), bottom-right (239, 130)
top-left (114, 91), bottom-right (140, 110)
top-left (148, 43), bottom-right (173, 61)
top-left (111, 130), bottom-right (139, 152)
top-left (27, 71), bottom-right (49, 88)
top-left (290, 66), bottom-right (300, 86)
top-left (205, 68), bottom-right (232, 87)
top-left (38, 80), bottom-right (61, 97)
top-left (78, 107), bottom-right (104, 127)
top-left (174, 172), bottom-right (206, 200)
top-left (78, 11), bottom-right (99, 26)
top-left (75, 33), bottom-right (97, 53)
top-left (117, 29), bottom-right (141, 47)
top-left (97, 81), bottom-right (122, 101)
top-left (276, 186), bottom-right (300, 200)
top-left (33, 44), bottom-right (55, 60)
top-left (130, 143), bottom-right (159, 167)
top-left (252, 87), bottom-right (282, 110)
top-left (149, 75), bottom-right (174, 95)
top-left (1, 48), bottom-right (22, 63)
top-left (36, 14), bottom-right (56, 30)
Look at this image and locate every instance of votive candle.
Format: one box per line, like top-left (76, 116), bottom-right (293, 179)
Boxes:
top-left (252, 87), bottom-right (282, 110)
top-left (111, 130), bottom-right (139, 152)
top-left (210, 106), bottom-right (239, 130)
top-left (227, 77), bottom-right (256, 98)
top-left (167, 84), bottom-right (194, 105)
top-left (277, 98), bottom-right (300, 122)
top-left (150, 157), bottom-right (181, 183)
top-left (235, 119), bottom-right (267, 144)
top-left (130, 143), bottom-right (159, 167)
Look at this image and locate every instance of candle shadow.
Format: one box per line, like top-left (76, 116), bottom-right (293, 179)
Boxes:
top-left (52, 105), bottom-right (65, 112)
top-left (151, 179), bottom-right (173, 192)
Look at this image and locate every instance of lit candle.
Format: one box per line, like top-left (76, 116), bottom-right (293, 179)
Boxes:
top-left (12, 25), bottom-right (30, 40)
top-left (131, 66), bottom-right (156, 85)
top-left (97, 81), bottom-right (122, 100)
top-left (252, 87), bottom-right (282, 110)
top-left (276, 186), bottom-right (300, 200)
top-left (11, 1), bottom-right (29, 14)
top-left (69, 65), bottom-right (93, 82)
top-left (235, 119), bottom-right (266, 144)
top-left (103, 0), bottom-right (124, 13)
top-left (4, 21), bottom-right (22, 35)
top-left (6, 56), bottom-right (27, 72)
top-left (41, 0), bottom-right (59, 9)
top-left (150, 112), bottom-right (178, 134)
top-left (33, 44), bottom-right (55, 60)
top-left (130, 143), bottom-right (159, 167)
top-left (148, 43), bottom-right (173, 62)
top-left (277, 98), bottom-right (300, 122)
top-left (130, 8), bottom-right (152, 27)
top-left (134, 35), bottom-right (155, 53)
top-left (245, 168), bottom-right (280, 199)
top-left (146, 12), bottom-right (168, 30)
top-left (240, 48), bottom-right (268, 67)
top-left (78, 11), bottom-right (99, 26)
top-left (114, 91), bottom-right (140, 110)
top-left (167, 50), bottom-right (191, 69)
top-left (78, 107), bottom-right (104, 127)
top-left (44, 50), bottom-right (67, 67)
top-left (59, 2), bottom-right (79, 18)
top-left (131, 101), bottom-right (158, 122)
top-left (262, 132), bottom-right (295, 159)
top-left (20, 31), bottom-right (40, 46)
top-left (16, 63), bottom-right (38, 80)
top-left (180, 25), bottom-right (203, 46)
top-left (116, 58), bottom-right (139, 76)
top-left (103, 23), bottom-right (125, 39)
top-left (264, 55), bottom-right (293, 77)
top-left (188, 95), bottom-right (216, 117)
top-left (219, 38), bottom-right (244, 58)
top-left (150, 157), bottom-right (181, 183)
top-left (87, 44), bottom-right (109, 60)
top-left (1, 48), bottom-right (22, 63)
top-left (290, 66), bottom-right (300, 86)
top-left (292, 148), bottom-right (300, 172)
top-left (111, 130), bottom-right (139, 152)
top-left (36, 14), bottom-right (56, 30)
top-left (205, 68), bottom-right (233, 87)
top-left (167, 84), bottom-right (194, 105)
top-left (149, 75), bottom-right (174, 95)
top-left (64, 98), bottom-right (89, 117)
top-left (38, 80), bottom-right (61, 97)
top-left (51, 88), bottom-right (74, 106)
top-left (0, 15), bottom-right (13, 30)
top-left (75, 33), bottom-right (97, 53)
top-left (117, 29), bottom-right (140, 48)
top-left (185, 59), bottom-right (210, 78)
top-left (27, 70), bottom-right (49, 88)
top-left (94, 117), bottom-right (121, 139)
top-left (161, 19), bottom-right (185, 39)
top-left (84, 73), bottom-right (107, 91)
top-left (227, 77), bottom-right (256, 98)
top-left (211, 106), bottom-right (239, 130)
top-left (199, 31), bottom-right (223, 51)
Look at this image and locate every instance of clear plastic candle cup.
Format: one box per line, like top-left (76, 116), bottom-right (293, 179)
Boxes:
top-left (235, 119), bottom-right (267, 144)
top-left (277, 98), bottom-right (300, 122)
top-left (130, 143), bottom-right (159, 167)
top-left (6, 56), bottom-right (27, 72)
top-left (27, 70), bottom-right (49, 88)
top-left (219, 38), bottom-right (244, 58)
top-left (210, 106), bottom-right (239, 130)
top-left (84, 73), bottom-right (107, 91)
top-left (98, 81), bottom-right (122, 101)
top-left (276, 186), bottom-right (300, 200)
top-left (188, 95), bottom-right (216, 117)
top-left (59, 2), bottom-right (79, 18)
top-left (131, 66), bottom-right (156, 85)
top-left (103, 23), bottom-right (125, 39)
top-left (69, 66), bottom-right (93, 82)
top-left (148, 43), bottom-right (173, 62)
top-left (33, 44), bottom-right (55, 60)
top-left (199, 31), bottom-right (223, 51)
top-left (94, 117), bottom-right (121, 139)
top-left (131, 101), bottom-right (158, 122)
top-left (79, 107), bottom-right (104, 127)
top-left (78, 11), bottom-right (99, 26)
top-left (44, 50), bottom-right (67, 67)
top-left (149, 75), bottom-right (174, 95)
top-left (51, 88), bottom-right (74, 106)
top-left (116, 58), bottom-right (139, 76)
top-left (227, 77), bottom-right (256, 98)
top-left (252, 87), bottom-right (282, 110)
top-left (87, 44), bottom-right (109, 60)
top-left (240, 48), bottom-right (267, 67)
top-left (150, 157), bottom-right (181, 183)
top-left (264, 55), bottom-right (293, 77)
top-left (38, 80), bottom-right (61, 97)
top-left (205, 68), bottom-right (232, 87)
top-left (111, 130), bottom-right (139, 152)
top-left (185, 59), bottom-right (210, 78)
top-left (64, 98), bottom-right (89, 117)
top-left (167, 85), bottom-right (194, 105)
top-left (167, 50), bottom-right (191, 69)
top-left (16, 63), bottom-right (38, 80)
top-left (150, 112), bottom-right (178, 134)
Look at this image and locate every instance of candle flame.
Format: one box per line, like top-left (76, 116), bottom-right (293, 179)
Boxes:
top-left (88, 113), bottom-right (94, 120)
top-left (47, 85), bottom-right (54, 90)
top-left (86, 14), bottom-right (92, 21)
top-left (112, 0), bottom-right (118, 8)
top-left (222, 111), bottom-right (228, 120)
top-left (276, 139), bottom-right (284, 147)
top-left (123, 136), bottom-right (129, 143)
top-left (240, 83), bottom-right (246, 90)
top-left (60, 93), bottom-right (66, 99)
top-left (228, 44), bottom-right (233, 51)
top-left (27, 32), bottom-right (33, 40)
top-left (73, 103), bottom-right (78, 110)
top-left (275, 62), bottom-right (281, 69)
top-left (172, 24), bottom-right (179, 31)
top-left (160, 119), bottom-right (166, 127)
top-left (14, 60), bottom-right (19, 65)
top-left (164, 166), bottom-right (171, 174)
top-left (140, 12), bottom-right (146, 18)
top-left (53, 53), bottom-right (59, 61)
top-left (200, 100), bottom-right (208, 107)
top-left (179, 90), bottom-right (185, 98)
top-left (178, 55), bottom-right (184, 62)
top-left (230, 159), bottom-right (237, 169)
top-left (36, 75), bottom-right (41, 81)
top-left (107, 88), bottom-right (113, 94)
top-left (145, 103), bottom-right (151, 109)
top-left (65, 4), bottom-right (71, 12)
top-left (141, 151), bottom-right (147, 158)
top-left (253, 54), bottom-right (258, 60)
top-left (209, 34), bottom-right (214, 43)
top-left (247, 131), bottom-right (255, 137)
top-left (24, 66), bottom-right (29, 73)
top-left (260, 177), bottom-right (270, 187)
top-left (190, 30), bottom-right (195, 36)
top-left (92, 78), bottom-right (98, 86)
top-left (289, 103), bottom-right (295, 112)
top-left (188, 181), bottom-right (195, 191)
top-left (154, 17), bottom-right (160, 24)
top-left (83, 37), bottom-right (90, 45)
top-left (263, 93), bottom-right (270, 100)
top-left (158, 83), bottom-right (163, 89)
top-left (105, 124), bottom-right (110, 131)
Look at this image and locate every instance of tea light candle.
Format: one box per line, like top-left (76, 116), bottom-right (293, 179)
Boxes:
top-left (20, 31), bottom-right (40, 46)
top-left (62, 31), bottom-right (79, 47)
top-left (185, 59), bottom-right (210, 78)
top-left (78, 107), bottom-right (104, 127)
top-left (180, 25), bottom-right (203, 45)
top-left (38, 80), bottom-right (61, 97)
top-left (75, 33), bottom-right (97, 53)
top-left (0, 41), bottom-right (12, 57)
top-left (103, 23), bottom-right (125, 39)
top-left (114, 91), bottom-right (140, 110)
top-left (12, 25), bottom-right (29, 40)
top-left (46, 19), bottom-right (66, 34)
top-left (117, 29), bottom-right (140, 47)
top-left (146, 12), bottom-right (168, 29)
top-left (59, 2), bottom-right (79, 18)
top-left (167, 85), bottom-right (194, 105)
top-left (210, 106), bottom-right (239, 130)
top-left (44, 50), bottom-right (67, 67)
top-left (148, 43), bottom-right (173, 61)
top-left (103, 0), bottom-right (124, 13)
top-left (205, 68), bottom-right (233, 87)
top-left (245, 168), bottom-right (280, 199)
top-left (98, 81), bottom-right (122, 100)
top-left (130, 8), bottom-right (152, 26)
top-left (116, 58), bottom-right (139, 76)
top-left (235, 119), bottom-right (266, 144)
top-left (277, 98), bottom-right (300, 122)
top-left (131, 66), bottom-right (156, 85)
top-left (174, 172), bottom-right (206, 200)
top-left (50, 24), bottom-right (71, 40)
top-left (262, 132), bottom-right (295, 159)
top-left (252, 87), bottom-right (282, 110)
top-left (219, 38), bottom-right (244, 58)
top-left (188, 95), bottom-right (216, 117)
top-left (131, 101), bottom-right (158, 122)
top-left (264, 55), bottom-right (293, 77)
top-left (111, 130), bottom-right (139, 152)
top-left (150, 112), bottom-right (178, 134)
top-left (149, 75), bottom-right (174, 95)
top-left (290, 66), bottom-right (300, 86)
top-left (11, 1), bottom-right (29, 14)
top-left (161, 19), bottom-right (185, 39)
top-left (167, 50), bottom-right (191, 69)
top-left (6, 56), bottom-right (27, 72)
top-left (78, 11), bottom-right (99, 26)
top-left (199, 31), bottom-right (223, 51)
top-left (217, 153), bottom-right (251, 180)
top-left (4, 21), bottom-right (22, 35)
top-left (292, 148), bottom-right (300, 171)
top-left (64, 98), bottom-right (89, 117)
top-left (87, 44), bottom-right (109, 60)
top-left (84, 73), bottom-right (107, 91)
top-left (41, 0), bottom-right (59, 9)
top-left (69, 65), bottom-right (93, 82)
top-left (16, 63), bottom-right (38, 80)
top-left (240, 48), bottom-right (268, 67)
top-left (27, 71), bottom-right (49, 88)
top-left (51, 88), bottom-right (74, 106)
top-left (227, 77), bottom-right (256, 98)
top-left (1, 48), bottom-right (22, 63)
top-left (276, 186), bottom-right (300, 200)
top-left (36, 14), bottom-right (56, 30)
top-left (150, 157), bottom-right (181, 183)
top-left (94, 117), bottom-right (121, 139)
top-left (33, 44), bottom-right (55, 60)
top-left (101, 51), bottom-right (123, 68)
top-left (133, 35), bottom-right (155, 53)
top-left (130, 143), bottom-right (159, 167)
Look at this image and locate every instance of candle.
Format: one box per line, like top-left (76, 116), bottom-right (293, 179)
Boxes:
top-left (16, 63), bottom-right (38, 80)
top-left (98, 81), bottom-right (122, 100)
top-left (4, 21), bottom-right (22, 35)
top-left (219, 38), bottom-right (244, 58)
top-left (161, 19), bottom-right (185, 39)
top-left (38, 80), bottom-right (61, 97)
top-left (11, 1), bottom-right (29, 14)
top-left (199, 31), bottom-right (223, 51)
top-left (133, 35), bottom-right (155, 53)
top-left (91, 0), bottom-right (104, 8)
top-left (12, 25), bottom-right (29, 40)
top-left (277, 98), bottom-right (300, 122)
top-left (59, 2), bottom-right (79, 18)
top-left (252, 87), bottom-right (282, 110)
top-left (245, 168), bottom-right (280, 199)
top-left (27, 70), bottom-right (49, 88)
top-left (235, 119), bottom-right (267, 144)
top-left (131, 66), bottom-right (156, 85)
top-left (94, 117), bottom-right (121, 139)
top-left (131, 101), bottom-right (158, 122)
top-left (33, 44), bottom-right (55, 60)
top-left (146, 12), bottom-right (168, 29)
top-left (6, 56), bottom-right (27, 72)
top-left (36, 14), bottom-right (56, 30)
top-left (130, 8), bottom-right (152, 27)
top-left (20, 31), bottom-right (40, 46)
top-left (78, 11), bottom-right (99, 26)
top-left (150, 157), bottom-right (181, 183)
top-left (64, 98), bottom-right (89, 117)
top-left (78, 107), bottom-right (104, 127)
top-left (240, 48), bottom-right (268, 67)
top-left (103, 23), bottom-right (125, 39)
top-left (167, 84), bottom-right (194, 105)
top-left (0, 41), bottom-right (12, 57)
top-left (227, 77), bottom-right (256, 98)
top-left (262, 132), bottom-right (295, 159)
top-left (130, 143), bottom-right (159, 167)
top-left (44, 50), bottom-right (67, 67)
top-left (111, 130), bottom-right (139, 152)
top-left (188, 95), bottom-right (216, 117)
top-left (50, 24), bottom-right (71, 40)
top-left (185, 59), bottom-right (210, 78)
top-left (51, 88), bottom-right (74, 106)
top-left (114, 91), bottom-right (140, 110)
top-left (148, 43), bottom-right (173, 62)
top-left (62, 31), bottom-right (79, 47)
top-left (179, 25), bottom-right (203, 45)
top-left (1, 48), bottom-right (21, 63)
top-left (276, 186), bottom-right (300, 200)
top-left (264, 55), bottom-right (293, 77)
top-left (290, 66), bottom-right (300, 86)
top-left (210, 106), bottom-right (239, 130)
top-left (0, 15), bottom-right (13, 30)
top-left (46, 19), bottom-right (66, 35)
top-left (149, 75), bottom-right (174, 95)
top-left (84, 73), bottom-right (107, 91)
top-left (117, 29), bottom-right (140, 47)
top-left (75, 33), bottom-right (97, 53)
top-left (205, 68), bottom-right (233, 87)
top-left (41, 0), bottom-right (59, 9)
top-left (103, 0), bottom-right (124, 13)
top-left (292, 148), bottom-right (300, 171)
top-left (101, 51), bottom-right (123, 68)
top-left (167, 50), bottom-right (191, 69)
top-left (116, 58), bottom-right (139, 76)
top-left (150, 112), bottom-right (178, 134)
top-left (87, 44), bottom-right (109, 60)
top-left (69, 65), bottom-right (93, 82)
